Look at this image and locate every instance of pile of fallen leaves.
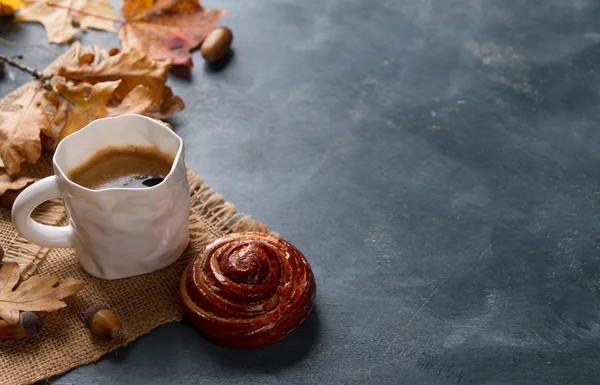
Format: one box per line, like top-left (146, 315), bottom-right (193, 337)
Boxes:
top-left (0, 0), bottom-right (229, 206)
top-left (4, 0), bottom-right (228, 67)
top-left (9, 43), bottom-right (185, 172)
top-left (0, 43), bottom-right (184, 203)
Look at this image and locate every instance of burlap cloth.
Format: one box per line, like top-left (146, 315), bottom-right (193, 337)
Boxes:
top-left (0, 52), bottom-right (268, 385)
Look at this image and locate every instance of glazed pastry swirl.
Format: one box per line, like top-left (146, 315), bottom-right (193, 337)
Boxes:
top-left (180, 232), bottom-right (316, 348)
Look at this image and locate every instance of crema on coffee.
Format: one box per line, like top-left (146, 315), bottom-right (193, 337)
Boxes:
top-left (68, 145), bottom-right (174, 190)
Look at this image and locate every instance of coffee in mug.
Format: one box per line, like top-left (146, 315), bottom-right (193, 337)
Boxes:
top-left (68, 145), bottom-right (174, 190)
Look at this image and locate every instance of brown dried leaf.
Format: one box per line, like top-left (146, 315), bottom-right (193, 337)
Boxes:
top-left (0, 181), bottom-right (35, 209)
top-left (15, 0), bottom-right (118, 44)
top-left (58, 48), bottom-right (184, 118)
top-left (0, 173), bottom-right (36, 209)
top-left (0, 262), bottom-right (84, 325)
top-left (0, 173), bottom-right (35, 196)
top-left (119, 0), bottom-right (228, 67)
top-left (0, 85), bottom-right (63, 175)
top-left (57, 80), bottom-right (155, 140)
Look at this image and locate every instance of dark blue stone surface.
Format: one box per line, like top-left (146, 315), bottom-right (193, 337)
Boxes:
top-left (3, 0), bottom-right (600, 383)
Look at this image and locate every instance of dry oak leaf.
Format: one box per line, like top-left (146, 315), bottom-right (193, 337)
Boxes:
top-left (0, 85), bottom-right (63, 176)
top-left (0, 178), bottom-right (35, 209)
top-left (0, 262), bottom-right (84, 326)
top-left (15, 0), bottom-right (118, 44)
top-left (0, 172), bottom-right (35, 209)
top-left (0, 173), bottom-right (35, 197)
top-left (56, 80), bottom-right (155, 140)
top-left (0, 0), bottom-right (24, 15)
top-left (0, 152), bottom-right (53, 208)
top-left (119, 0), bottom-right (228, 67)
top-left (58, 48), bottom-right (184, 119)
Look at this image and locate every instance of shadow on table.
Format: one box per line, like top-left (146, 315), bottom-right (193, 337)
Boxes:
top-left (169, 65), bottom-right (192, 80)
top-left (196, 305), bottom-right (321, 373)
top-left (203, 49), bottom-right (235, 74)
top-left (167, 48), bottom-right (235, 80)
top-left (37, 306), bottom-right (320, 384)
top-left (34, 341), bottom-right (135, 385)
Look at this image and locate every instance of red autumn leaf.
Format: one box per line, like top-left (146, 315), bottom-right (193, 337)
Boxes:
top-left (118, 0), bottom-right (229, 67)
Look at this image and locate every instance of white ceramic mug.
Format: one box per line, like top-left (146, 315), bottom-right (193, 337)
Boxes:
top-left (12, 114), bottom-right (190, 280)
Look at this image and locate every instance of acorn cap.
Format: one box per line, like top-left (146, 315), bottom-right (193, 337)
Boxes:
top-left (0, 311), bottom-right (43, 340)
top-left (83, 304), bottom-right (109, 329)
top-left (20, 311), bottom-right (43, 338)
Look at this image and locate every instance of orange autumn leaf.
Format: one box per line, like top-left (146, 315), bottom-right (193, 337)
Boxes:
top-left (119, 0), bottom-right (228, 67)
top-left (0, 262), bottom-right (84, 326)
top-left (15, 0), bottom-right (117, 44)
top-left (0, 0), bottom-right (24, 15)
top-left (56, 80), bottom-right (155, 140)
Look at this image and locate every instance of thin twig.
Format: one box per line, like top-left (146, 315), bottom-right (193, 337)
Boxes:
top-left (0, 53), bottom-right (46, 81)
top-left (0, 52), bottom-right (89, 117)
top-left (0, 36), bottom-right (61, 57)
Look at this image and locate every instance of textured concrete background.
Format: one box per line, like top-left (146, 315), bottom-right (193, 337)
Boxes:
top-left (3, 0), bottom-right (600, 383)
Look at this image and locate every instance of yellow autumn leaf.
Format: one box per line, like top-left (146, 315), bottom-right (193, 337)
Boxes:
top-left (56, 80), bottom-right (155, 141)
top-left (0, 0), bottom-right (24, 15)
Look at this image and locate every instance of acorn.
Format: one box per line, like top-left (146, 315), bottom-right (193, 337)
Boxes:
top-left (84, 304), bottom-right (122, 339)
top-left (201, 26), bottom-right (233, 63)
top-left (0, 312), bottom-right (43, 340)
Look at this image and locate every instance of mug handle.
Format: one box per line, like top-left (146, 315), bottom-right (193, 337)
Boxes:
top-left (12, 176), bottom-right (74, 248)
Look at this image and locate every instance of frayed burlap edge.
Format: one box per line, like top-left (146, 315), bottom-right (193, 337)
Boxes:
top-left (185, 169), bottom-right (270, 242)
top-left (0, 169), bottom-right (270, 385)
